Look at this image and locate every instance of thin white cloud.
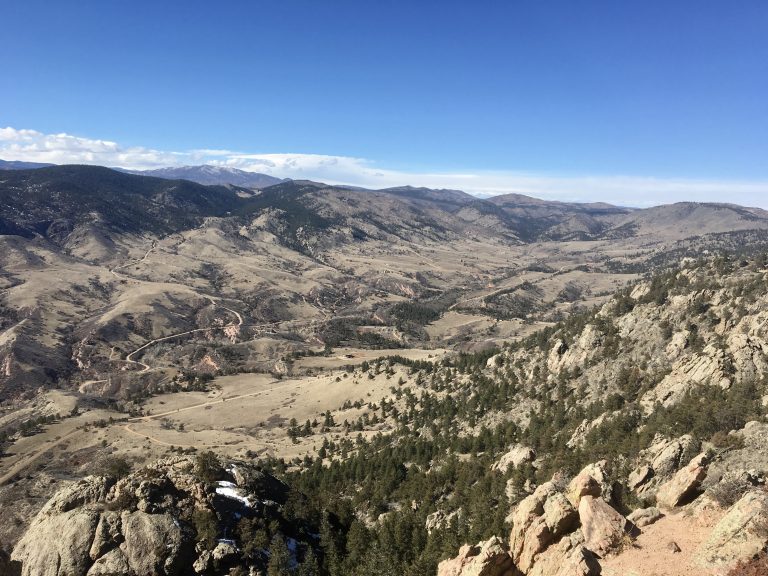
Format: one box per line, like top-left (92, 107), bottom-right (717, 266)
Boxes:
top-left (1, 126), bottom-right (767, 208)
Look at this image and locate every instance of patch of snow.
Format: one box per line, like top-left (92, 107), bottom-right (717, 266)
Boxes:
top-left (217, 538), bottom-right (237, 546)
top-left (215, 480), bottom-right (252, 507)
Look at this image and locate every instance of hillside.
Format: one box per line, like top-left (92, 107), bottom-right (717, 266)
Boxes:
top-left (487, 193), bottom-right (634, 241)
top-left (1, 166), bottom-right (768, 406)
top-left (0, 165), bottom-right (245, 238)
top-left (241, 253), bottom-right (768, 576)
top-left (4, 254), bottom-right (768, 575)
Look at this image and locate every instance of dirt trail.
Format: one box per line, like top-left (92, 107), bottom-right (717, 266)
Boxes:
top-left (601, 508), bottom-right (722, 576)
top-left (110, 239), bottom-right (157, 279)
top-left (122, 314), bottom-right (267, 374)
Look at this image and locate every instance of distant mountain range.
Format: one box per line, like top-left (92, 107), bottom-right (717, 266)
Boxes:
top-left (1, 164), bottom-right (767, 247)
top-left (120, 164), bottom-right (285, 188)
top-left (0, 159), bottom-right (283, 189)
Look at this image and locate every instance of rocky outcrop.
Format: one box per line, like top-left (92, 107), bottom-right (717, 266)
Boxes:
top-left (527, 533), bottom-right (600, 576)
top-left (705, 421), bottom-right (768, 491)
top-left (546, 325), bottom-right (602, 375)
top-left (13, 507), bottom-right (101, 576)
top-left (492, 445), bottom-right (536, 474)
top-left (10, 456), bottom-right (306, 576)
top-left (578, 496), bottom-right (636, 557)
top-left (426, 508), bottom-right (465, 534)
top-left (726, 332), bottom-right (768, 385)
top-left (436, 537), bottom-right (517, 576)
top-left (566, 461), bottom-right (611, 507)
top-left (648, 435), bottom-right (696, 478)
top-left (639, 346), bottom-right (730, 412)
top-left (627, 434), bottom-right (699, 500)
top-left (508, 463), bottom-right (630, 573)
top-left (566, 413), bottom-right (615, 449)
top-left (627, 464), bottom-right (653, 491)
top-left (543, 493), bottom-right (579, 538)
top-left (509, 482), bottom-right (558, 572)
top-left (13, 473), bottom-right (190, 576)
top-left (665, 330), bottom-right (689, 360)
top-left (656, 452), bottom-right (710, 508)
top-left (695, 490), bottom-right (768, 571)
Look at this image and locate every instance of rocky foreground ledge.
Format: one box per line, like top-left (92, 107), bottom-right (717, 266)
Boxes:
top-left (8, 455), bottom-right (311, 576)
top-left (438, 427), bottom-right (768, 576)
top-left (7, 426), bottom-right (768, 576)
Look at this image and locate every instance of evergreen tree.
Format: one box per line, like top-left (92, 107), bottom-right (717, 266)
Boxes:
top-left (268, 535), bottom-right (292, 576)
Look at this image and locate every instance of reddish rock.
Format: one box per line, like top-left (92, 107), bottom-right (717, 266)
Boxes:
top-left (578, 495), bottom-right (637, 557)
top-left (437, 537), bottom-right (517, 576)
top-left (656, 452), bottom-right (709, 508)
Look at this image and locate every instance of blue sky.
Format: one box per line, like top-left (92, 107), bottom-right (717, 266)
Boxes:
top-left (1, 0), bottom-right (767, 205)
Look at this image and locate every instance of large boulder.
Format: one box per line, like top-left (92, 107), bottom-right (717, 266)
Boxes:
top-left (656, 452), bottom-right (710, 508)
top-left (10, 478), bottom-right (109, 576)
top-left (695, 490), bottom-right (768, 571)
top-left (509, 483), bottom-right (557, 568)
top-left (543, 493), bottom-right (579, 538)
top-left (436, 537), bottom-right (517, 576)
top-left (566, 462), bottom-right (611, 507)
top-left (578, 495), bottom-right (637, 557)
top-left (627, 434), bottom-right (698, 496)
top-left (211, 541), bottom-right (238, 563)
top-left (627, 465), bottom-right (653, 492)
top-left (12, 508), bottom-right (101, 576)
top-left (509, 481), bottom-right (581, 573)
top-left (120, 511), bottom-right (187, 575)
top-left (650, 435), bottom-right (696, 478)
top-left (517, 517), bottom-right (552, 573)
top-left (527, 533), bottom-right (600, 576)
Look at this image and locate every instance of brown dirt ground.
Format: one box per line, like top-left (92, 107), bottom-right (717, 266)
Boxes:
top-left (601, 506), bottom-right (725, 576)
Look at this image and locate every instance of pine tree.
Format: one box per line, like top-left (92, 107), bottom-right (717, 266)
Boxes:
top-left (267, 535), bottom-right (292, 576)
top-left (297, 548), bottom-right (319, 576)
